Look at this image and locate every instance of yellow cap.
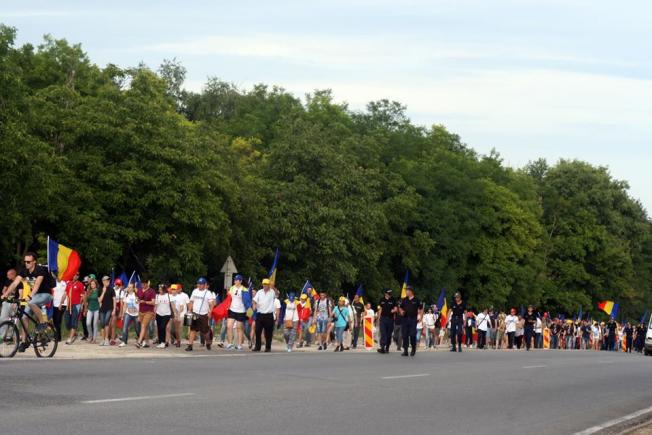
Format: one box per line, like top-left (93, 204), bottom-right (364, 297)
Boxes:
top-left (339, 296), bottom-right (346, 303)
top-left (262, 278), bottom-right (271, 285)
top-left (300, 294), bottom-right (308, 300)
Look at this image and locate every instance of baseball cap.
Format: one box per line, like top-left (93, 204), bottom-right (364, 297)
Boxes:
top-left (300, 294), bottom-right (308, 300)
top-left (234, 274), bottom-right (243, 281)
top-left (262, 278), bottom-right (271, 285)
top-left (102, 276), bottom-right (110, 281)
top-left (197, 277), bottom-right (207, 285)
top-left (384, 288), bottom-right (392, 294)
top-left (114, 279), bottom-right (123, 286)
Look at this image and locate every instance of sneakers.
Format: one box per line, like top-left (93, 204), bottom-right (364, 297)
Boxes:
top-left (225, 343), bottom-right (234, 351)
top-left (287, 348), bottom-right (292, 352)
top-left (156, 343), bottom-right (166, 349)
top-left (377, 348), bottom-right (386, 354)
top-left (235, 345), bottom-right (243, 351)
top-left (318, 345), bottom-right (323, 351)
top-left (142, 343), bottom-right (150, 348)
top-left (185, 345), bottom-right (193, 352)
top-left (118, 342), bottom-right (126, 348)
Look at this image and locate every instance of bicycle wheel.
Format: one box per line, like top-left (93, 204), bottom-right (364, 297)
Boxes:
top-left (33, 324), bottom-right (58, 358)
top-left (0, 321), bottom-right (20, 358)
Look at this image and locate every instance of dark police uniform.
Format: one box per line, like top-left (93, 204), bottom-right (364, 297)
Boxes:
top-left (523, 311), bottom-right (537, 351)
top-left (378, 295), bottom-right (397, 353)
top-left (450, 299), bottom-right (466, 352)
top-left (400, 296), bottom-right (421, 356)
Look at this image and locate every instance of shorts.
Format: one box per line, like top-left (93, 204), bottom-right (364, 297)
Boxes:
top-left (99, 310), bottom-right (113, 327)
top-left (139, 311), bottom-right (155, 326)
top-left (228, 310), bottom-right (246, 322)
top-left (191, 314), bottom-right (209, 334)
top-left (316, 319), bottom-right (329, 334)
top-left (65, 304), bottom-right (82, 329)
top-left (25, 293), bottom-right (53, 315)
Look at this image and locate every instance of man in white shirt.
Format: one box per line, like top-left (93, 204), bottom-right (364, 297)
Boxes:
top-left (252, 278), bottom-right (278, 352)
top-left (475, 308), bottom-right (490, 349)
top-left (185, 277), bottom-right (216, 352)
top-left (169, 284), bottom-right (189, 348)
top-left (505, 308), bottom-right (518, 350)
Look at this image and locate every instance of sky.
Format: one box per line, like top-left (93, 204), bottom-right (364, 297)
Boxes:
top-left (3, 0), bottom-right (651, 213)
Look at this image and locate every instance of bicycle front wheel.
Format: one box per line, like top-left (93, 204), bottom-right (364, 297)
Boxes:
top-left (0, 320), bottom-right (19, 358)
top-left (33, 324), bottom-right (58, 358)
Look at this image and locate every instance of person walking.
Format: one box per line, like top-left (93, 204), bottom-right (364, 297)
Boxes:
top-left (84, 277), bottom-right (101, 344)
top-left (399, 286), bottom-right (421, 357)
top-left (98, 276), bottom-right (116, 346)
top-left (252, 278), bottom-right (277, 352)
top-left (63, 272), bottom-right (85, 345)
top-left (449, 292), bottom-right (466, 352)
top-left (332, 296), bottom-right (350, 352)
top-left (283, 293), bottom-right (300, 352)
top-left (169, 284), bottom-right (188, 347)
top-left (118, 284), bottom-right (140, 347)
top-left (505, 308), bottom-right (518, 350)
top-left (476, 308), bottom-right (490, 350)
top-left (314, 290), bottom-right (333, 350)
top-left (135, 280), bottom-right (156, 348)
top-left (423, 308), bottom-right (436, 349)
top-left (155, 284), bottom-right (173, 348)
top-left (350, 293), bottom-right (365, 349)
top-left (523, 305), bottom-right (537, 351)
top-left (185, 277), bottom-right (216, 352)
top-left (226, 275), bottom-right (247, 351)
top-left (377, 289), bottom-right (397, 354)
top-left (297, 294), bottom-right (312, 348)
top-left (111, 279), bottom-right (125, 345)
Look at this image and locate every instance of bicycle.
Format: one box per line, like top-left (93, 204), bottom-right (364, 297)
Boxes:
top-left (0, 297), bottom-right (58, 358)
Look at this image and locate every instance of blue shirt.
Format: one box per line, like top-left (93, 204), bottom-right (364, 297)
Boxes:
top-left (333, 306), bottom-right (350, 328)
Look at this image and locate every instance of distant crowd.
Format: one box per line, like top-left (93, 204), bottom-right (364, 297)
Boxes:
top-left (1, 257), bottom-right (648, 356)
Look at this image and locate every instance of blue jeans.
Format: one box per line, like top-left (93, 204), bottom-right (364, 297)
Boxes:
top-left (99, 310), bottom-right (112, 328)
top-left (316, 319), bottom-right (328, 334)
top-left (301, 319), bottom-right (312, 344)
top-left (334, 326), bottom-right (345, 343)
top-left (25, 293), bottom-right (53, 316)
top-left (450, 318), bottom-right (463, 349)
top-left (65, 304), bottom-right (82, 329)
top-left (550, 335), bottom-right (558, 349)
top-left (121, 314), bottom-right (140, 343)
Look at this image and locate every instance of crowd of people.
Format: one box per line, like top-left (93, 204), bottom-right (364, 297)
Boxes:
top-left (1, 252), bottom-right (649, 356)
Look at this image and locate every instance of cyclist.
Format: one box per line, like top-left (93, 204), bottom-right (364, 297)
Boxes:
top-left (4, 252), bottom-right (54, 350)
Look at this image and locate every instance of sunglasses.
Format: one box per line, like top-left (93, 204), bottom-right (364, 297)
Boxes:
top-left (24, 260), bottom-right (34, 264)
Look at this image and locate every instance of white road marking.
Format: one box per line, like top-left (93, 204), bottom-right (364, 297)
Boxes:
top-left (82, 392), bottom-right (195, 404)
top-left (523, 365), bottom-right (547, 369)
top-left (381, 373), bottom-right (430, 380)
top-left (574, 405), bottom-right (652, 435)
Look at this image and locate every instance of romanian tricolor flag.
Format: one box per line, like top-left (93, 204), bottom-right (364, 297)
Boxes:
top-left (598, 300), bottom-right (615, 316)
top-left (355, 284), bottom-right (364, 305)
top-left (268, 248), bottom-right (279, 284)
top-left (47, 237), bottom-right (81, 281)
top-left (437, 289), bottom-right (448, 327)
top-left (400, 270), bottom-right (409, 299)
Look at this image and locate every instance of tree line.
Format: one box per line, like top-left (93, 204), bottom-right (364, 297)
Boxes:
top-left (2, 25), bottom-right (651, 319)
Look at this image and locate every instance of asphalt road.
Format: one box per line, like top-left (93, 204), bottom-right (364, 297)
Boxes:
top-left (1, 349), bottom-right (651, 435)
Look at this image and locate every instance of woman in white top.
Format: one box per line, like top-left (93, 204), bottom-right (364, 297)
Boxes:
top-left (283, 293), bottom-right (300, 352)
top-left (226, 275), bottom-right (247, 351)
top-left (505, 308), bottom-right (518, 350)
top-left (155, 284), bottom-right (173, 348)
top-left (423, 308), bottom-right (436, 349)
top-left (118, 284), bottom-right (139, 347)
top-left (591, 322), bottom-right (601, 351)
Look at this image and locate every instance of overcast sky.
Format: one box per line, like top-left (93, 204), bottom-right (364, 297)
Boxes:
top-left (4, 0), bottom-right (651, 213)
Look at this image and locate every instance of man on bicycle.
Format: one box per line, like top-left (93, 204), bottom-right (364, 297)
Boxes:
top-left (5, 252), bottom-right (54, 345)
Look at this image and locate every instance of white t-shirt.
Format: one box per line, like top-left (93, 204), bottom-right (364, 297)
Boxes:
top-left (366, 308), bottom-right (375, 318)
top-left (284, 301), bottom-right (299, 322)
top-left (155, 294), bottom-right (172, 316)
top-left (535, 318), bottom-right (543, 334)
top-left (190, 289), bottom-right (215, 315)
top-left (123, 293), bottom-right (139, 316)
top-left (228, 285), bottom-right (246, 313)
top-left (253, 289), bottom-right (276, 314)
top-left (592, 325), bottom-right (600, 339)
top-left (273, 298), bottom-right (281, 320)
top-left (53, 281), bottom-right (66, 308)
top-left (476, 313), bottom-right (489, 332)
top-left (170, 292), bottom-right (189, 317)
top-left (505, 314), bottom-right (518, 333)
top-left (423, 313), bottom-right (435, 328)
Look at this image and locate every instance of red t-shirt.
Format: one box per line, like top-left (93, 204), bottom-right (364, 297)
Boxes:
top-left (137, 288), bottom-right (156, 313)
top-left (66, 281), bottom-right (85, 305)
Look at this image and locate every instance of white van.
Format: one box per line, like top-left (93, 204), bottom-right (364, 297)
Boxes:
top-left (646, 317), bottom-right (652, 356)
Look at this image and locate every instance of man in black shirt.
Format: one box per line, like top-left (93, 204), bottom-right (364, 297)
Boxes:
top-left (624, 322), bottom-right (633, 353)
top-left (606, 319), bottom-right (617, 351)
top-left (523, 305), bottom-right (537, 351)
top-left (450, 292), bottom-right (466, 352)
top-left (399, 286), bottom-right (422, 357)
top-left (377, 289), bottom-right (397, 354)
top-left (350, 294), bottom-right (365, 349)
top-left (5, 252), bottom-right (53, 325)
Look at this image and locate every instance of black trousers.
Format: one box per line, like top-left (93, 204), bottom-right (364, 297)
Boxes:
top-left (478, 330), bottom-right (487, 349)
top-left (393, 323), bottom-right (402, 348)
top-left (255, 313), bottom-right (274, 351)
top-left (450, 318), bottom-right (463, 349)
top-left (524, 326), bottom-right (534, 350)
top-left (156, 314), bottom-right (170, 344)
top-left (507, 331), bottom-right (515, 349)
top-left (402, 317), bottom-right (417, 352)
top-left (52, 307), bottom-right (64, 342)
top-left (380, 317), bottom-right (394, 350)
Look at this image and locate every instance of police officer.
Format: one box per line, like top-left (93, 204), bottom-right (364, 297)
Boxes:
top-left (450, 291), bottom-right (466, 352)
top-left (377, 289), bottom-right (397, 354)
top-left (399, 285), bottom-right (422, 357)
top-left (523, 305), bottom-right (537, 351)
